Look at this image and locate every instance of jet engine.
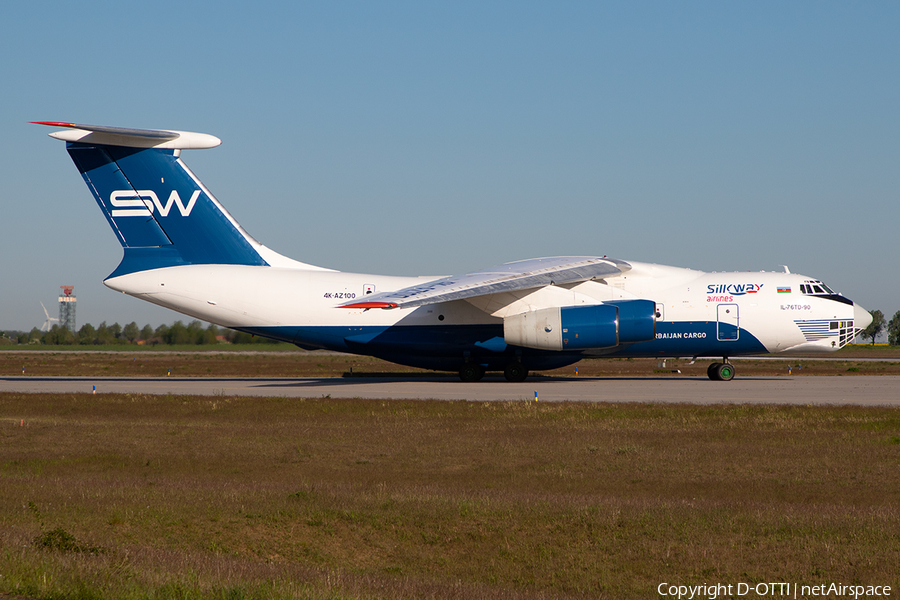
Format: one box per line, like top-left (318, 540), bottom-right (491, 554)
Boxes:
top-left (503, 299), bottom-right (656, 351)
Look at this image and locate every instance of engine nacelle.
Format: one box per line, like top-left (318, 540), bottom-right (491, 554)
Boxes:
top-left (503, 299), bottom-right (656, 351)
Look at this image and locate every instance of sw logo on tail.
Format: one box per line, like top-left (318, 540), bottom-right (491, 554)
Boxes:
top-left (34, 121), bottom-right (873, 382)
top-left (110, 190), bottom-right (200, 217)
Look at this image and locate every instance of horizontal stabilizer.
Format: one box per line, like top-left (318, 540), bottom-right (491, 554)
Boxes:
top-left (32, 121), bottom-right (221, 149)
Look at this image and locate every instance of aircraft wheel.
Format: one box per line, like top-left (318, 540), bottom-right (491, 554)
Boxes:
top-left (707, 363), bottom-right (721, 380)
top-left (503, 362), bottom-right (528, 382)
top-left (714, 362), bottom-right (735, 382)
top-left (459, 363), bottom-right (485, 382)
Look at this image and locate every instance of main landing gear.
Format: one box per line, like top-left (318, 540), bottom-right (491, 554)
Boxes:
top-left (503, 362), bottom-right (529, 382)
top-left (457, 362), bottom-right (530, 382)
top-left (707, 360), bottom-right (735, 381)
top-left (459, 363), bottom-right (485, 382)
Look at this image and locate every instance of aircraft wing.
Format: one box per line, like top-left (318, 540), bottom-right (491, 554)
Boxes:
top-left (338, 256), bottom-right (631, 310)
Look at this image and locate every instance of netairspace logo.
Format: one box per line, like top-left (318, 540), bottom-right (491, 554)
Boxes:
top-left (657, 582), bottom-right (893, 599)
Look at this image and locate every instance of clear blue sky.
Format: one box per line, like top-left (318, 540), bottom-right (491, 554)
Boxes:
top-left (2, 2), bottom-right (898, 331)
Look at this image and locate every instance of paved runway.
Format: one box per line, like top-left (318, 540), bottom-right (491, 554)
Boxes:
top-left (1, 375), bottom-right (898, 406)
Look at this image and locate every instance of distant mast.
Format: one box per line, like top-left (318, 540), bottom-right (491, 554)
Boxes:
top-left (59, 286), bottom-right (76, 333)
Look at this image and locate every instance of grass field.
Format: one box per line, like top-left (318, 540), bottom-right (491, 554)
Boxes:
top-left (2, 393), bottom-right (900, 599)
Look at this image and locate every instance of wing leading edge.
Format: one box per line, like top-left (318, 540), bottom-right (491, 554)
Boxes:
top-left (339, 256), bottom-right (631, 310)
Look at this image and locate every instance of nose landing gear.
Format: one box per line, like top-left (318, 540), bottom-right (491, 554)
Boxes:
top-left (707, 361), bottom-right (735, 381)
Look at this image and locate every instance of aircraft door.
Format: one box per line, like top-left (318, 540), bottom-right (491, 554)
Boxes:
top-left (717, 304), bottom-right (739, 341)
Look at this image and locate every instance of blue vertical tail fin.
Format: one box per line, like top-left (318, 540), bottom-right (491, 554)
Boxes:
top-left (35, 122), bottom-right (273, 277)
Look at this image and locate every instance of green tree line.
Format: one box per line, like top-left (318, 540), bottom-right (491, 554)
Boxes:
top-left (0, 320), bottom-right (282, 346)
top-left (861, 310), bottom-right (900, 346)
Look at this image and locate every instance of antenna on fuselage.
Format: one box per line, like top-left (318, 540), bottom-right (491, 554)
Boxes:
top-left (781, 265), bottom-right (791, 274)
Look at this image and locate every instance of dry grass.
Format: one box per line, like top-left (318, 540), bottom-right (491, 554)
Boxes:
top-left (1, 393), bottom-right (900, 599)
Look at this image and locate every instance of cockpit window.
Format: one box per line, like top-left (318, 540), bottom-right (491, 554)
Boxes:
top-left (801, 280), bottom-right (836, 296)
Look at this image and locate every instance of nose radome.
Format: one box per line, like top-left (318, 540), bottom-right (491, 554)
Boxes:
top-left (854, 303), bottom-right (873, 331)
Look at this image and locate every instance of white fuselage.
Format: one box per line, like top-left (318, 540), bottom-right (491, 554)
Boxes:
top-left (105, 259), bottom-right (867, 361)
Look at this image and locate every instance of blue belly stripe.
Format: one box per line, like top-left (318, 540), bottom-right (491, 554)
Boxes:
top-left (234, 320), bottom-right (767, 371)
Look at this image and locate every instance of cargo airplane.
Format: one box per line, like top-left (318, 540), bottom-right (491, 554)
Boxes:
top-left (35, 122), bottom-right (872, 381)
